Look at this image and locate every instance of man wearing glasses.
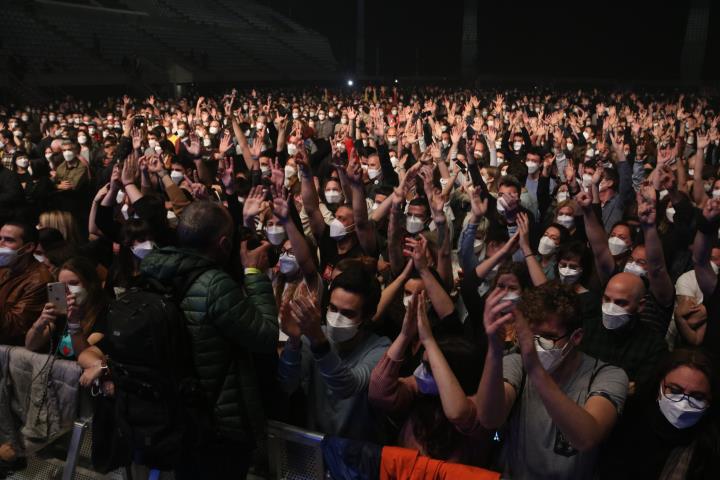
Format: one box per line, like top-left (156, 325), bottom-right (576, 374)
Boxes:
top-left (473, 282), bottom-right (629, 480)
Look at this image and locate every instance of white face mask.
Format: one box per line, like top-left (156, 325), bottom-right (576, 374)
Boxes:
top-left (387, 136), bottom-right (398, 145)
top-left (538, 236), bottom-right (558, 255)
top-left (558, 266), bottom-right (582, 285)
top-left (287, 143), bottom-right (298, 156)
top-left (284, 165), bottom-right (297, 179)
top-left (329, 218), bottom-right (348, 239)
top-left (203, 138), bottom-right (212, 147)
top-left (557, 191), bottom-right (569, 203)
top-left (390, 155), bottom-right (399, 168)
top-left (278, 253), bottom-right (299, 275)
top-left (556, 214), bottom-right (574, 229)
top-left (711, 262), bottom-right (720, 275)
top-left (34, 253), bottom-right (47, 263)
top-left (513, 141), bottom-right (522, 152)
top-left (45, 152), bottom-right (53, 161)
top-left (624, 261), bottom-right (647, 277)
top-left (260, 165), bottom-right (271, 176)
top-left (325, 190), bottom-right (342, 205)
top-left (77, 135), bottom-right (87, 144)
top-left (170, 170), bottom-right (184, 184)
top-left (0, 247), bottom-right (19, 267)
top-left (16, 158), bottom-right (29, 169)
top-left (406, 215), bottom-right (425, 234)
top-left (176, 129), bottom-right (186, 137)
top-left (62, 150), bottom-right (75, 162)
top-left (608, 236), bottom-right (629, 256)
top-left (665, 207), bottom-right (676, 223)
top-left (368, 167), bottom-right (381, 180)
top-left (148, 139), bottom-right (158, 149)
top-left (601, 302), bottom-right (632, 330)
top-left (535, 337), bottom-right (573, 373)
top-left (582, 131), bottom-right (590, 140)
top-left (265, 225), bottom-right (286, 246)
top-left (131, 240), bottom-right (155, 260)
top-left (256, 122), bottom-right (264, 131)
top-left (525, 161), bottom-right (539, 174)
top-left (325, 310), bottom-right (359, 343)
top-left (658, 385), bottom-right (708, 429)
top-left (209, 126), bottom-right (219, 135)
top-left (292, 112), bottom-right (300, 119)
top-left (711, 189), bottom-right (720, 200)
top-left (585, 148), bottom-right (595, 158)
top-left (582, 173), bottom-right (593, 188)
top-left (566, 143), bottom-right (574, 151)
top-left (500, 291), bottom-right (521, 311)
top-left (67, 284), bottom-right (88, 306)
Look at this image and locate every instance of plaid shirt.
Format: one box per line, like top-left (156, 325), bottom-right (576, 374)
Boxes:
top-left (578, 291), bottom-right (669, 387)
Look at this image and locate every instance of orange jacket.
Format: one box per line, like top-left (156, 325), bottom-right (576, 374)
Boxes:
top-left (380, 446), bottom-right (500, 480)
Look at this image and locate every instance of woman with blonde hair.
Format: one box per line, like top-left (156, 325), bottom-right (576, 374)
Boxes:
top-left (38, 210), bottom-right (83, 247)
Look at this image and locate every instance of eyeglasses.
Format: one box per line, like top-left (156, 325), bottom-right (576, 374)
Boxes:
top-left (662, 382), bottom-right (709, 410)
top-left (534, 333), bottom-right (570, 351)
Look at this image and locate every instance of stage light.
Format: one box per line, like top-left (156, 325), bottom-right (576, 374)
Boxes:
top-left (347, 79), bottom-right (354, 86)
top-left (394, 79), bottom-right (398, 84)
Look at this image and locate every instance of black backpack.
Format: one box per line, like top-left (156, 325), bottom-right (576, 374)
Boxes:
top-left (101, 269), bottom-right (211, 470)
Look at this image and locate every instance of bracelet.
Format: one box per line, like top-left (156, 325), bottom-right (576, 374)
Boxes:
top-left (244, 267), bottom-right (262, 275)
top-left (122, 182), bottom-right (134, 187)
top-left (524, 253), bottom-right (534, 259)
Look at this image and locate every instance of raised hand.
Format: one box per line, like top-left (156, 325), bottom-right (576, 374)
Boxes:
top-left (697, 131), bottom-right (709, 150)
top-left (186, 133), bottom-right (201, 157)
top-left (288, 296), bottom-right (324, 344)
top-left (702, 198), bottom-right (720, 222)
top-left (400, 290), bottom-right (419, 340)
top-left (636, 184), bottom-right (657, 226)
top-left (121, 154), bottom-right (139, 186)
top-left (242, 185), bottom-right (265, 220)
top-left (575, 191), bottom-right (592, 209)
top-left (469, 186), bottom-right (488, 220)
top-left (218, 156), bottom-right (235, 192)
top-left (516, 212), bottom-right (532, 254)
top-left (404, 234), bottom-right (429, 271)
top-left (416, 290), bottom-right (434, 345)
top-left (345, 153), bottom-right (363, 185)
top-left (218, 130), bottom-right (233, 155)
top-left (564, 161), bottom-right (577, 185)
top-left (250, 129), bottom-right (266, 158)
top-left (270, 158), bottom-right (285, 192)
top-left (483, 287), bottom-right (514, 346)
top-left (110, 163), bottom-right (121, 187)
top-left (131, 127), bottom-right (143, 150)
top-left (146, 154), bottom-right (164, 174)
top-left (271, 187), bottom-right (290, 221)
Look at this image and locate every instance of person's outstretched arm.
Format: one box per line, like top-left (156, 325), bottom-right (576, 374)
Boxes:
top-left (576, 191), bottom-right (615, 285)
top-left (636, 186), bottom-right (675, 310)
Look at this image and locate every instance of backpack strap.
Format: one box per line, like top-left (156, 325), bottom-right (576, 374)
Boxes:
top-left (172, 267), bottom-right (213, 301)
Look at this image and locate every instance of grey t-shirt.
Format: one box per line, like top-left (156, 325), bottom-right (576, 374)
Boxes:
top-left (500, 352), bottom-right (628, 479)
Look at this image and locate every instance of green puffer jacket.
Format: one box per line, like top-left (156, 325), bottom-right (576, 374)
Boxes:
top-left (140, 247), bottom-right (279, 445)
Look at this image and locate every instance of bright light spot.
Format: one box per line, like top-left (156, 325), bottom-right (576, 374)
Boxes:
top-left (394, 79), bottom-right (399, 83)
top-left (347, 79), bottom-right (354, 86)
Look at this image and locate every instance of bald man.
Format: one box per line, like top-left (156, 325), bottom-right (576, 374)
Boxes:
top-left (579, 272), bottom-right (669, 390)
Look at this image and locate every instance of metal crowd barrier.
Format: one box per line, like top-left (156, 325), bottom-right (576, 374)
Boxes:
top-left (267, 421), bottom-right (326, 480)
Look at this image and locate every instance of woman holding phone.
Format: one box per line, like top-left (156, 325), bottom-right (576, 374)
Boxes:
top-left (25, 256), bottom-right (108, 359)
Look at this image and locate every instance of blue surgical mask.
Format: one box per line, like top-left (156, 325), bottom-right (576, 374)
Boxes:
top-left (413, 363), bottom-right (439, 396)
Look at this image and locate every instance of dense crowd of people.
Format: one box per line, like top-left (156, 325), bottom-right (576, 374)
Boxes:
top-left (1, 85), bottom-right (719, 478)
